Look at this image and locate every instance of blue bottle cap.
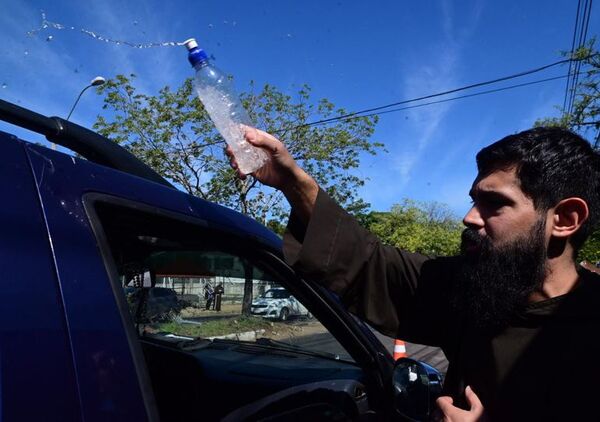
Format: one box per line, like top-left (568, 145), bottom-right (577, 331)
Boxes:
top-left (184, 38), bottom-right (209, 67)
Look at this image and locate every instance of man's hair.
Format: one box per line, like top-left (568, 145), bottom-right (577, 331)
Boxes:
top-left (476, 126), bottom-right (600, 251)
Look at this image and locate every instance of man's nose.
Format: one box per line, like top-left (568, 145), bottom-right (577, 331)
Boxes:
top-left (463, 205), bottom-right (484, 228)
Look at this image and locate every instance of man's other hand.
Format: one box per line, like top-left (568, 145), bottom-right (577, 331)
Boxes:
top-left (434, 386), bottom-right (486, 422)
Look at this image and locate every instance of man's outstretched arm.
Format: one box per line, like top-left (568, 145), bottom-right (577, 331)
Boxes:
top-left (227, 126), bottom-right (452, 345)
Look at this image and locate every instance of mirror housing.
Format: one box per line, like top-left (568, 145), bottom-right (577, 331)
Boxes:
top-left (392, 358), bottom-right (443, 421)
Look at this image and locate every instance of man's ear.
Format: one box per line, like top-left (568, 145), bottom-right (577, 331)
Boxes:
top-left (550, 197), bottom-right (589, 238)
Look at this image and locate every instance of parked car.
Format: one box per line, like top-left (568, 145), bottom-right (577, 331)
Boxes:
top-left (0, 99), bottom-right (442, 421)
top-left (124, 287), bottom-right (182, 322)
top-left (251, 287), bottom-right (311, 320)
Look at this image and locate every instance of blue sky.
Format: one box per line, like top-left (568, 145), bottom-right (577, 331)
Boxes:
top-left (1, 0), bottom-right (598, 218)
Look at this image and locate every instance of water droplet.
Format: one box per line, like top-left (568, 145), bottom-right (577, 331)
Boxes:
top-left (208, 23), bottom-right (214, 29)
top-left (46, 35), bottom-right (53, 41)
top-left (223, 20), bottom-right (228, 24)
top-left (286, 33), bottom-right (292, 38)
top-left (232, 21), bottom-right (237, 26)
top-left (1, 83), bottom-right (7, 89)
top-left (24, 50), bottom-right (29, 55)
top-left (133, 20), bottom-right (138, 26)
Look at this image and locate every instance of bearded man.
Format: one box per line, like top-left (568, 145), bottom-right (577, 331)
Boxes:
top-left (229, 126), bottom-right (600, 421)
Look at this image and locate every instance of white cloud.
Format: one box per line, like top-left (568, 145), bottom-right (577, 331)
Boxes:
top-left (441, 0), bottom-right (454, 40)
top-left (392, 47), bottom-right (458, 186)
top-left (388, 0), bottom-right (487, 189)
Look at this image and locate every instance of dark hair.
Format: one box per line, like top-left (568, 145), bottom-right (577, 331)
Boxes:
top-left (476, 127), bottom-right (600, 251)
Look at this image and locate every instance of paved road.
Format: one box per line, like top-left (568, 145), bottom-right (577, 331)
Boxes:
top-left (284, 327), bottom-right (449, 375)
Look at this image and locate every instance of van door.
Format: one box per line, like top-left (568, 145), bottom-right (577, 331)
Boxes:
top-left (0, 137), bottom-right (81, 420)
top-left (26, 144), bottom-right (155, 421)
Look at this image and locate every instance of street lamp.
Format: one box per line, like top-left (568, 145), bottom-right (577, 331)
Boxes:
top-left (66, 76), bottom-right (106, 121)
top-left (52, 76), bottom-right (106, 150)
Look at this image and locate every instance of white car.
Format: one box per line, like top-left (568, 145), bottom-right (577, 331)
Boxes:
top-left (251, 287), bottom-right (311, 321)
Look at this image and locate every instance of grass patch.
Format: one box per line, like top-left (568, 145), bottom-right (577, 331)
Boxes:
top-left (157, 316), bottom-right (275, 338)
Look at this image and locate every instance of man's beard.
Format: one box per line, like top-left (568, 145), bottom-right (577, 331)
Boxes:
top-left (455, 218), bottom-right (548, 333)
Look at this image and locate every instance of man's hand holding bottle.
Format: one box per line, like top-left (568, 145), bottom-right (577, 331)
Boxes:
top-left (226, 127), bottom-right (319, 224)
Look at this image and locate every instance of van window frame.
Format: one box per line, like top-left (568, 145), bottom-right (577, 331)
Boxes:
top-left (83, 192), bottom-right (388, 418)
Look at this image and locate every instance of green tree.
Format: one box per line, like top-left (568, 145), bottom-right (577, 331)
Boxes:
top-left (93, 74), bottom-right (383, 314)
top-left (93, 75), bottom-right (382, 224)
top-left (365, 199), bottom-right (462, 257)
top-left (535, 38), bottom-right (600, 146)
top-left (579, 230), bottom-right (600, 264)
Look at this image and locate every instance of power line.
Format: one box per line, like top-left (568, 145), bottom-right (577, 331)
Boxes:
top-left (567, 0), bottom-right (594, 116)
top-left (303, 74), bottom-right (574, 127)
top-left (567, 0), bottom-right (587, 115)
top-left (289, 55), bottom-right (592, 131)
top-left (564, 0), bottom-right (583, 113)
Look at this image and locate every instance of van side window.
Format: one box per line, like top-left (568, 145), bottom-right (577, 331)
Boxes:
top-left (94, 201), bottom-right (354, 360)
top-left (92, 200), bottom-right (362, 419)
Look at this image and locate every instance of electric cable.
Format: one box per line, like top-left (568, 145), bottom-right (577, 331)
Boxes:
top-left (302, 74), bottom-right (576, 127)
top-left (564, 0), bottom-right (583, 113)
top-left (288, 55), bottom-right (594, 131)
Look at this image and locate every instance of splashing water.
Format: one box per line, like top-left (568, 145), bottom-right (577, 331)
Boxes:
top-left (27, 11), bottom-right (188, 49)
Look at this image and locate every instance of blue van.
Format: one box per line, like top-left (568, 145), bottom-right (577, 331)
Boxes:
top-left (0, 99), bottom-right (442, 421)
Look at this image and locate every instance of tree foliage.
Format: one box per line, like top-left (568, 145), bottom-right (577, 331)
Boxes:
top-left (579, 230), bottom-right (600, 263)
top-left (364, 199), bottom-right (462, 257)
top-left (535, 38), bottom-right (600, 146)
top-left (93, 75), bottom-right (382, 225)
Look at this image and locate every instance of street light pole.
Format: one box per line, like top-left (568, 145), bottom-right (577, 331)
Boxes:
top-left (52, 76), bottom-right (106, 151)
top-left (66, 76), bottom-right (106, 122)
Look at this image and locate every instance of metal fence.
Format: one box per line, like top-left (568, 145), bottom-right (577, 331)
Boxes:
top-left (156, 276), bottom-right (276, 306)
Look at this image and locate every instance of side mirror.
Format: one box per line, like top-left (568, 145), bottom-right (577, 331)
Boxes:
top-left (392, 358), bottom-right (443, 421)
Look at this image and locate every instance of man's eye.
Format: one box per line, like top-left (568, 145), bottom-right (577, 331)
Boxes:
top-left (486, 199), bottom-right (509, 210)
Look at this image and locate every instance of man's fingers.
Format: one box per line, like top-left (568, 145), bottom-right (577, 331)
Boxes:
top-left (436, 396), bottom-right (454, 413)
top-left (465, 386), bottom-right (483, 413)
top-left (436, 389), bottom-right (485, 421)
top-left (225, 146), bottom-right (240, 170)
top-left (244, 127), bottom-right (282, 154)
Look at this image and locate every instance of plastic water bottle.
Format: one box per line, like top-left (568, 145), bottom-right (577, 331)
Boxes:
top-left (184, 38), bottom-right (268, 175)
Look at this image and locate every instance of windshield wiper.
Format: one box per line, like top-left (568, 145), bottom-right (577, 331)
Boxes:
top-left (209, 337), bottom-right (342, 360)
top-left (253, 337), bottom-right (341, 361)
